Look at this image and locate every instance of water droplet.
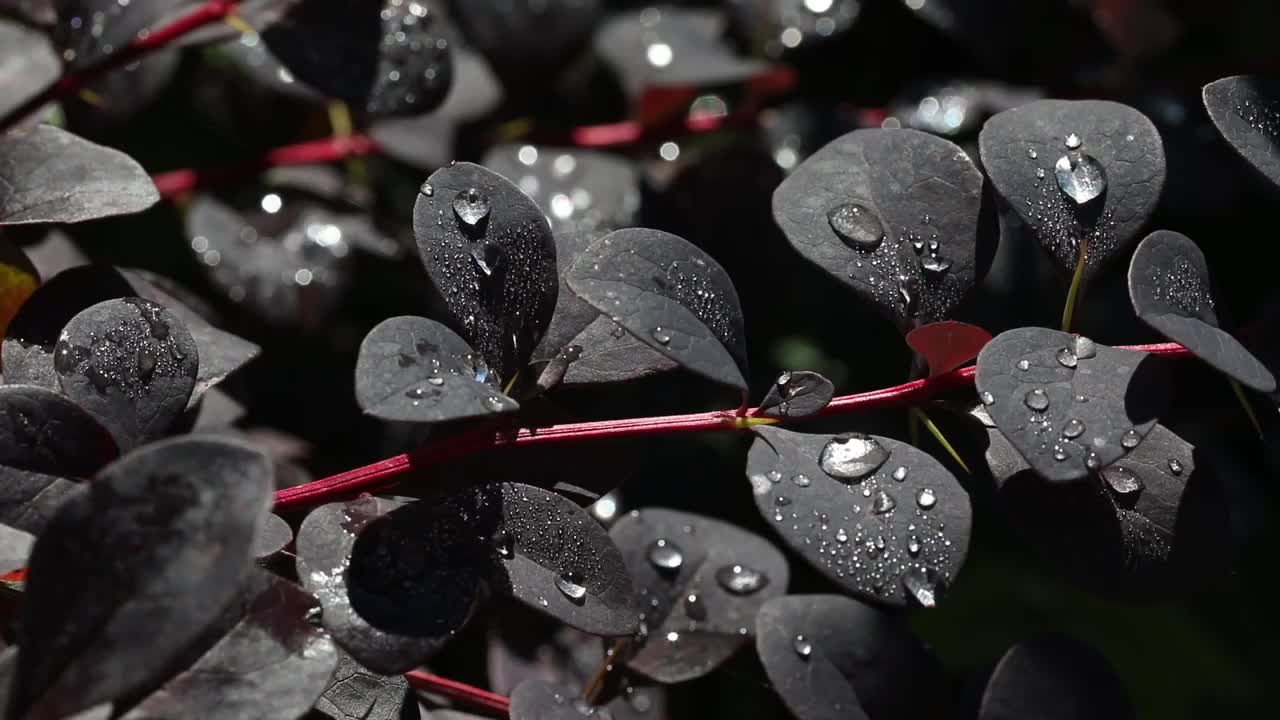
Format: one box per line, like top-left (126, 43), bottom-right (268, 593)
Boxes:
top-left (897, 274), bottom-right (920, 318)
top-left (902, 566), bottom-right (941, 607)
top-left (1027, 148), bottom-right (1038, 159)
top-left (1084, 451), bottom-right (1101, 470)
top-left (1024, 388), bottom-right (1050, 411)
top-left (427, 376), bottom-right (444, 386)
top-left (1054, 153), bottom-right (1107, 205)
top-left (716, 564), bottom-right (768, 595)
top-left (871, 490), bottom-right (897, 514)
top-left (651, 326), bottom-right (671, 345)
top-left (483, 395), bottom-right (510, 412)
top-left (1053, 445), bottom-right (1068, 461)
top-left (793, 634), bottom-right (813, 658)
top-left (647, 539), bottom-right (683, 572)
top-left (453, 187), bottom-right (491, 227)
top-left (555, 571), bottom-right (587, 603)
top-left (907, 535), bottom-right (921, 556)
top-left (493, 529), bottom-right (513, 558)
top-left (1102, 466), bottom-right (1143, 496)
top-left (827, 203), bottom-right (884, 251)
top-left (1035, 167), bottom-right (1046, 180)
top-left (1056, 347), bottom-right (1078, 368)
top-left (419, 181), bottom-right (434, 196)
top-left (793, 473), bottom-right (811, 487)
top-left (1167, 458), bottom-right (1183, 475)
top-left (980, 391), bottom-right (995, 405)
top-left (921, 255), bottom-right (952, 275)
top-left (470, 240), bottom-right (502, 276)
top-left (892, 466), bottom-right (908, 482)
top-left (1062, 419), bottom-right (1085, 439)
top-left (1121, 429), bottom-right (1141, 449)
top-left (405, 386), bottom-right (427, 399)
top-left (684, 592), bottom-right (707, 621)
top-left (1073, 335), bottom-right (1097, 359)
top-left (1065, 133), bottom-right (1082, 150)
top-left (774, 495), bottom-right (792, 507)
top-left (776, 371), bottom-right (793, 387)
top-left (768, 470), bottom-right (783, 483)
top-left (835, 528), bottom-right (849, 543)
top-left (916, 488), bottom-right (937, 510)
top-left (1016, 359), bottom-right (1031, 371)
top-left (819, 432), bottom-right (889, 480)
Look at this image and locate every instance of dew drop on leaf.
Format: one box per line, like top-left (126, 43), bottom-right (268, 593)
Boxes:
top-left (452, 187), bottom-right (491, 227)
top-left (792, 634), bottom-right (813, 658)
top-left (826, 203), bottom-right (884, 251)
top-left (1101, 466), bottom-right (1143, 496)
top-left (555, 571), bottom-right (587, 604)
top-left (715, 564), bottom-right (767, 595)
top-left (1121, 429), bottom-right (1141, 449)
top-left (915, 488), bottom-right (937, 510)
top-left (871, 490), bottom-right (897, 514)
top-left (1054, 153), bottom-right (1107, 204)
top-left (647, 538), bottom-right (684, 573)
top-left (818, 432), bottom-right (889, 480)
top-left (901, 566), bottom-right (941, 607)
top-left (1024, 388), bottom-right (1050, 411)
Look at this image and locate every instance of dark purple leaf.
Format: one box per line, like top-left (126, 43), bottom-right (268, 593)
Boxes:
top-left (253, 513), bottom-right (293, 561)
top-left (0, 20), bottom-right (59, 125)
top-left (308, 651), bottom-right (419, 720)
top-left (758, 370), bottom-right (834, 418)
top-left (1202, 75), bottom-right (1280, 190)
top-left (979, 634), bottom-right (1135, 720)
top-left (0, 522), bottom-right (33, 575)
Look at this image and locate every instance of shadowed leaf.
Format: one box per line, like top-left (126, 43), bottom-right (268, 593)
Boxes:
top-left (980, 634), bottom-right (1135, 720)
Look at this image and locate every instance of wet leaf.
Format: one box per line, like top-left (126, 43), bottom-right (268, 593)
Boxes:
top-left (1202, 76), bottom-right (1280, 190)
top-left (52, 0), bottom-right (198, 67)
top-left (747, 426), bottom-right (971, 608)
top-left (0, 124), bottom-right (159, 225)
top-left (264, 0), bottom-right (454, 116)
top-left (979, 100), bottom-right (1166, 279)
top-left (296, 495), bottom-right (467, 674)
top-left (10, 435), bottom-right (272, 720)
top-left (594, 7), bottom-right (768, 101)
top-left (510, 679), bottom-right (602, 720)
top-left (120, 571), bottom-right (339, 720)
top-left (976, 327), bottom-right (1168, 482)
top-left (755, 594), bottom-right (946, 720)
top-left (773, 129), bottom-right (986, 331)
top-left (354, 315), bottom-right (517, 423)
top-left (531, 229), bottom-right (674, 386)
top-left (0, 383), bottom-right (117, 533)
top-left (0, 523), bottom-right (33, 576)
top-left (610, 507), bottom-right (789, 683)
top-left (413, 161), bottom-right (558, 381)
top-left (482, 145), bottom-right (641, 236)
top-left (906, 320), bottom-right (993, 377)
top-left (1128, 230), bottom-right (1274, 392)
top-left (0, 20), bottom-right (59, 125)
top-left (979, 634), bottom-right (1135, 720)
top-left (54, 297), bottom-right (199, 450)
top-left (758, 370), bottom-right (834, 418)
top-left (369, 49), bottom-right (502, 170)
top-left (997, 423), bottom-right (1231, 599)
top-left (0, 236), bottom-right (38, 337)
top-left (567, 227), bottom-right (748, 390)
top-left (308, 652), bottom-right (419, 720)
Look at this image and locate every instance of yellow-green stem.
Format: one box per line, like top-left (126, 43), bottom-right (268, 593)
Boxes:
top-left (1229, 378), bottom-right (1265, 439)
top-left (911, 407), bottom-right (971, 474)
top-left (1061, 238), bottom-right (1090, 332)
top-left (327, 100), bottom-right (369, 189)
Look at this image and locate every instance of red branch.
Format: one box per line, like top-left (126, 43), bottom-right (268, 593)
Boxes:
top-left (273, 341), bottom-right (1192, 514)
top-left (151, 135), bottom-right (380, 197)
top-left (405, 671), bottom-right (510, 717)
top-left (0, 1), bottom-right (241, 134)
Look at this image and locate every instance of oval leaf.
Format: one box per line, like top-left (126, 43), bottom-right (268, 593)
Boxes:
top-left (121, 571), bottom-right (339, 720)
top-left (510, 679), bottom-right (602, 720)
top-left (1128, 230), bottom-right (1275, 392)
top-left (413, 161), bottom-right (558, 381)
top-left (263, 0), bottom-right (453, 116)
top-left (975, 327), bottom-right (1168, 482)
top-left (10, 435), bottom-right (272, 719)
top-left (0, 125), bottom-right (159, 225)
top-left (747, 426), bottom-right (971, 608)
top-left (756, 594), bottom-right (946, 720)
top-left (1202, 75), bottom-right (1280, 190)
top-left (54, 297), bottom-right (199, 450)
top-left (354, 315), bottom-right (517, 423)
top-left (253, 513), bottom-right (294, 561)
top-left (906, 320), bottom-right (993, 377)
top-left (978, 100), bottom-right (1166, 279)
top-left (758, 370), bottom-right (835, 419)
top-left (310, 651), bottom-right (419, 720)
top-left (0, 20), bottom-right (59, 128)
top-left (980, 634), bottom-right (1135, 720)
top-left (772, 129), bottom-right (986, 330)
top-left (567, 227), bottom-right (748, 390)
top-left (609, 508), bottom-right (789, 683)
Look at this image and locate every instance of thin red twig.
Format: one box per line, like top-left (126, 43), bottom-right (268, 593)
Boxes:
top-left (272, 341), bottom-right (1194, 514)
top-left (0, 1), bottom-right (241, 134)
top-left (405, 671), bottom-right (510, 717)
top-left (151, 135), bottom-right (380, 197)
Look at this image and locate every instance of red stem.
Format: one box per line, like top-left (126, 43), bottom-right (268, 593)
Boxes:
top-left (0, 1), bottom-right (241, 134)
top-left (151, 135), bottom-right (380, 197)
top-left (273, 341), bottom-right (1191, 514)
top-left (405, 671), bottom-right (510, 717)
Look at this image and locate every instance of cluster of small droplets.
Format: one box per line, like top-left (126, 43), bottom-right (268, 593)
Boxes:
top-left (1235, 97), bottom-right (1280, 140)
top-left (1148, 256), bottom-right (1215, 318)
top-left (661, 257), bottom-right (740, 349)
top-left (506, 145), bottom-right (641, 234)
top-left (370, 0), bottom-right (450, 114)
top-left (53, 300), bottom-right (190, 399)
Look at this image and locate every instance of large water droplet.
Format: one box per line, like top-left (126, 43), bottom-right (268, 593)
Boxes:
top-left (921, 254), bottom-right (952, 276)
top-left (916, 488), bottom-right (937, 510)
top-left (892, 466), bottom-right (908, 482)
top-left (1084, 450), bottom-right (1101, 470)
top-left (1062, 419), bottom-right (1085, 439)
top-left (1024, 388), bottom-right (1050, 411)
top-left (835, 528), bottom-right (849, 543)
top-left (1167, 458), bottom-right (1183, 475)
top-left (793, 634), bottom-right (813, 658)
top-left (555, 571), bottom-right (587, 603)
top-left (980, 391), bottom-right (995, 405)
top-left (827, 203), bottom-right (884, 251)
top-left (715, 564), bottom-right (768, 595)
top-left (1016, 359), bottom-right (1031, 371)
top-left (901, 566), bottom-right (941, 607)
top-left (793, 473), bottom-right (811, 487)
top-left (419, 181), bottom-right (434, 196)
top-left (1102, 466), bottom-right (1143, 496)
top-left (647, 539), bottom-right (684, 573)
top-left (470, 240), bottom-right (502, 277)
top-left (1121, 429), bottom-right (1141, 449)
top-left (1056, 347), bottom-right (1078, 368)
top-left (1073, 335), bottom-right (1097, 359)
top-left (651, 327), bottom-right (671, 345)
top-left (871, 490), bottom-right (897, 514)
top-left (1065, 133), bottom-right (1082, 150)
top-left (453, 187), bottom-right (491, 227)
top-left (1054, 154), bottom-right (1106, 205)
top-left (907, 535), bottom-right (921, 556)
top-left (819, 432), bottom-right (889, 480)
